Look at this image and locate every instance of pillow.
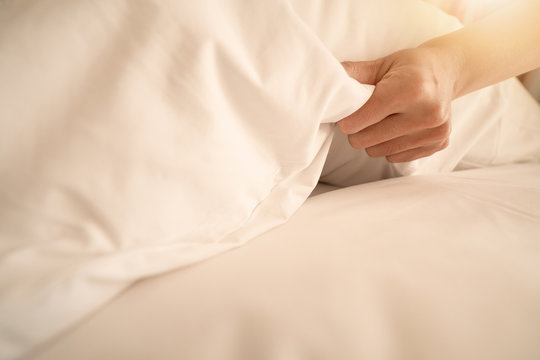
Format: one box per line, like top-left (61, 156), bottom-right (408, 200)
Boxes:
top-left (0, 0), bottom-right (373, 357)
top-left (289, 0), bottom-right (540, 185)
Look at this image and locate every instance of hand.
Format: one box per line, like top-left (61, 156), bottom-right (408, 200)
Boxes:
top-left (338, 47), bottom-right (459, 163)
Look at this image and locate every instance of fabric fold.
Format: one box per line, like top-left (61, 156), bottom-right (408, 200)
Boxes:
top-left (0, 0), bottom-right (372, 358)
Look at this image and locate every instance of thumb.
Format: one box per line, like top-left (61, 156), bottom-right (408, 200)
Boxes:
top-left (341, 60), bottom-right (383, 85)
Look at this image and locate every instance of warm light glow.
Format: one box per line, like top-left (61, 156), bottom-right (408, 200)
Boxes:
top-left (425, 0), bottom-right (509, 23)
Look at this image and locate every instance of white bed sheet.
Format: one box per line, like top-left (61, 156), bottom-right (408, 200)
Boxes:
top-left (3, 0), bottom-right (540, 357)
top-left (25, 164), bottom-right (540, 360)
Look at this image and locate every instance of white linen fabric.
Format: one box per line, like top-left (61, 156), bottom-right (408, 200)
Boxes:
top-left (25, 164), bottom-right (540, 360)
top-left (1, 0), bottom-right (540, 358)
top-left (0, 0), bottom-right (372, 357)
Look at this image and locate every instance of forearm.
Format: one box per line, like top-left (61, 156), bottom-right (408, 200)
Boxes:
top-left (420, 0), bottom-right (540, 98)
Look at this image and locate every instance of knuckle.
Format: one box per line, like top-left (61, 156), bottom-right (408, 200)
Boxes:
top-left (406, 102), bottom-right (450, 130)
top-left (430, 139), bottom-right (449, 154)
top-left (429, 102), bottom-right (444, 118)
top-left (431, 122), bottom-right (451, 141)
top-left (442, 121), bottom-right (452, 138)
top-left (429, 102), bottom-right (451, 126)
top-left (409, 81), bottom-right (429, 100)
top-left (439, 138), bottom-right (450, 150)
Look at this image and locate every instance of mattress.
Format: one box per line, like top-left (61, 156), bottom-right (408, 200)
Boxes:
top-left (25, 164), bottom-right (540, 360)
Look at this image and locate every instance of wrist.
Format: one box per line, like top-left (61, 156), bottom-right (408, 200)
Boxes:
top-left (419, 40), bottom-right (467, 99)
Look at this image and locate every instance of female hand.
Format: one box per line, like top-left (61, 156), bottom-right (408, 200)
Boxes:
top-left (338, 0), bottom-right (540, 163)
top-left (338, 47), bottom-right (460, 163)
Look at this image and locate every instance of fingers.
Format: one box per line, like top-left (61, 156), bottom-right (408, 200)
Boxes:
top-left (355, 124), bottom-right (451, 162)
top-left (347, 113), bottom-right (450, 150)
top-left (338, 59), bottom-right (398, 135)
top-left (342, 93), bottom-right (451, 162)
top-left (386, 141), bottom-right (449, 163)
top-left (341, 60), bottom-right (382, 85)
top-left (338, 84), bottom-right (397, 135)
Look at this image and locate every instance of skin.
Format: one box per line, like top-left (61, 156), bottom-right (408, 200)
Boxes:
top-left (338, 0), bottom-right (540, 163)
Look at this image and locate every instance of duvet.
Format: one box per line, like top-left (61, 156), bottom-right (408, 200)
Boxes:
top-left (1, 0), bottom-right (539, 358)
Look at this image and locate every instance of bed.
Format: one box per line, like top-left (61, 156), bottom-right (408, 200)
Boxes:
top-left (1, 0), bottom-right (540, 359)
top-left (21, 163), bottom-right (540, 360)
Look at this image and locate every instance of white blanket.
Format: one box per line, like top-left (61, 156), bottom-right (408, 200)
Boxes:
top-left (1, 0), bottom-right (539, 358)
top-left (0, 1), bottom-right (369, 358)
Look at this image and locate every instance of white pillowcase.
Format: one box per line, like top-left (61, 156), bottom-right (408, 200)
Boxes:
top-left (0, 0), bottom-right (372, 357)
